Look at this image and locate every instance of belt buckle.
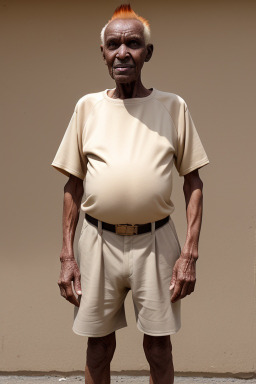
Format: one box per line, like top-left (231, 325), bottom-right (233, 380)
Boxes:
top-left (115, 224), bottom-right (138, 235)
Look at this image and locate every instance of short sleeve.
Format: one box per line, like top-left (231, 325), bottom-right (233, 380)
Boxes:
top-left (175, 104), bottom-right (209, 176)
top-left (51, 105), bottom-right (87, 180)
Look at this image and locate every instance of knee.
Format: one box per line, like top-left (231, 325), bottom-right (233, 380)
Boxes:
top-left (143, 335), bottom-right (172, 369)
top-left (87, 332), bottom-right (116, 369)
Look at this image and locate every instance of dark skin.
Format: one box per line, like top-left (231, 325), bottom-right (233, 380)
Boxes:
top-left (57, 175), bottom-right (83, 307)
top-left (170, 169), bottom-right (203, 303)
top-left (101, 18), bottom-right (153, 99)
top-left (57, 18), bottom-right (204, 384)
top-left (57, 171), bottom-right (202, 306)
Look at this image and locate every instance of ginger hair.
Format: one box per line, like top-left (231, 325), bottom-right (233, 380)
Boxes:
top-left (100, 4), bottom-right (151, 45)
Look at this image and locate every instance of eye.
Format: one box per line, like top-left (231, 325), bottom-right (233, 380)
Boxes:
top-left (129, 40), bottom-right (140, 47)
top-left (107, 40), bottom-right (118, 49)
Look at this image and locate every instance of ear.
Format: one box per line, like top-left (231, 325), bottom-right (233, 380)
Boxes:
top-left (145, 44), bottom-right (153, 62)
top-left (100, 45), bottom-right (106, 62)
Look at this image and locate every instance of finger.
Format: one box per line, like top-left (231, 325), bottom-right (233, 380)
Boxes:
top-left (186, 281), bottom-right (195, 295)
top-left (180, 281), bottom-right (190, 299)
top-left (169, 268), bottom-right (177, 290)
top-left (169, 276), bottom-right (175, 290)
top-left (64, 285), bottom-right (80, 307)
top-left (171, 281), bottom-right (182, 303)
top-left (59, 286), bottom-right (67, 299)
top-left (74, 274), bottom-right (82, 296)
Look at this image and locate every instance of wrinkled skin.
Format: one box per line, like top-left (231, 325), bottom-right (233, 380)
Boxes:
top-left (101, 18), bottom-right (153, 99)
top-left (58, 258), bottom-right (81, 307)
top-left (170, 250), bottom-right (197, 302)
top-left (57, 17), bottom-right (205, 384)
top-left (57, 175), bottom-right (83, 308)
top-left (170, 169), bottom-right (203, 303)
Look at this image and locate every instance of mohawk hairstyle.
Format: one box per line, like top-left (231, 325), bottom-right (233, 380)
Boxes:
top-left (100, 4), bottom-right (151, 45)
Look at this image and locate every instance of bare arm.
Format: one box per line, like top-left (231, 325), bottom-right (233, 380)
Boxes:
top-left (57, 174), bottom-right (84, 307)
top-left (170, 169), bottom-right (203, 303)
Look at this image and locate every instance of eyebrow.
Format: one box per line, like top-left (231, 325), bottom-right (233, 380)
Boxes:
top-left (105, 34), bottom-right (143, 41)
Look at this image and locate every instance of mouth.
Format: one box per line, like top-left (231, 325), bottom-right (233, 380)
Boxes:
top-left (113, 65), bottom-right (135, 74)
top-left (113, 64), bottom-right (135, 69)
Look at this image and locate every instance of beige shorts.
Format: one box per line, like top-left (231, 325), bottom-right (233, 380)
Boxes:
top-left (72, 215), bottom-right (181, 337)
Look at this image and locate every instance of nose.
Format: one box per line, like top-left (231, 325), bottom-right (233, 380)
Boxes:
top-left (116, 44), bottom-right (129, 60)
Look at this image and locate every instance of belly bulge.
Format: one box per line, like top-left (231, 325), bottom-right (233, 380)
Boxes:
top-left (83, 163), bottom-right (173, 224)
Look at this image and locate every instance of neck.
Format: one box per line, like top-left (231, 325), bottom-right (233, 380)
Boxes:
top-left (109, 78), bottom-right (152, 99)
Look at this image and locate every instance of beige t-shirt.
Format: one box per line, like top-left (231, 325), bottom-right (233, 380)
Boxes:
top-left (51, 88), bottom-right (209, 224)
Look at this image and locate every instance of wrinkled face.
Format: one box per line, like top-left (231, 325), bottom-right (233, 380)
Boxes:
top-left (101, 18), bottom-right (153, 84)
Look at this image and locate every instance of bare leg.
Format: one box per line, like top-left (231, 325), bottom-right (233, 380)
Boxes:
top-left (143, 334), bottom-right (174, 384)
top-left (85, 332), bottom-right (116, 384)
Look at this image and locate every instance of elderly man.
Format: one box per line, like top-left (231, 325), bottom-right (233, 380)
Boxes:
top-left (51, 4), bottom-right (209, 384)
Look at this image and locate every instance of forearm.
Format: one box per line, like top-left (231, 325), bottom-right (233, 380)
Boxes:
top-left (61, 175), bottom-right (84, 259)
top-left (170, 170), bottom-right (204, 302)
top-left (183, 171), bottom-right (203, 260)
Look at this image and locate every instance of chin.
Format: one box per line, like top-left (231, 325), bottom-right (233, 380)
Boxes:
top-left (109, 68), bottom-right (138, 84)
top-left (113, 74), bottom-right (137, 84)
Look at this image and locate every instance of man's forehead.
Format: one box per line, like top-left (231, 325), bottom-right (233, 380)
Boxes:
top-left (105, 18), bottom-right (144, 38)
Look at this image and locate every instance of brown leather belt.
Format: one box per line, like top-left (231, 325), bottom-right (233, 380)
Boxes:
top-left (85, 213), bottom-right (169, 236)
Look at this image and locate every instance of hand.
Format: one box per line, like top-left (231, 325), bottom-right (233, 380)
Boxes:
top-left (169, 251), bottom-right (197, 303)
top-left (57, 258), bottom-right (82, 307)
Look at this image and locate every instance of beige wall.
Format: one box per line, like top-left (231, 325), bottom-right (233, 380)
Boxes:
top-left (1, 0), bottom-right (256, 375)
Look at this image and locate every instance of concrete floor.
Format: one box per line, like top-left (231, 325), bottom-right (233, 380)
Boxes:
top-left (0, 376), bottom-right (256, 384)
